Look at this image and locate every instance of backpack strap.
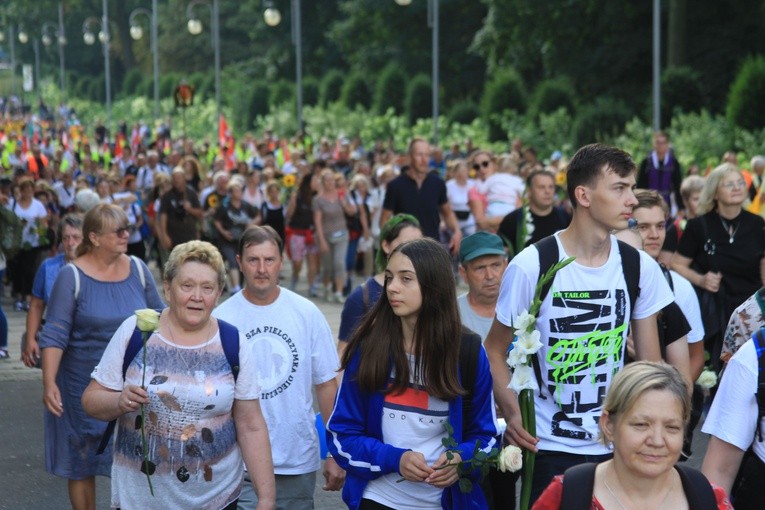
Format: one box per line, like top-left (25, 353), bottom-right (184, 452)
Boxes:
top-left (753, 328), bottom-right (765, 442)
top-left (674, 464), bottom-right (718, 510)
top-left (97, 326), bottom-right (146, 455)
top-left (659, 263), bottom-right (674, 292)
top-left (531, 235), bottom-right (560, 397)
top-left (68, 263), bottom-right (81, 300)
top-left (616, 240), bottom-right (641, 313)
top-left (217, 318), bottom-right (240, 383)
top-left (560, 462), bottom-right (597, 510)
top-left (130, 255), bottom-right (146, 289)
top-left (755, 288), bottom-right (765, 318)
top-left (459, 330), bottom-right (482, 433)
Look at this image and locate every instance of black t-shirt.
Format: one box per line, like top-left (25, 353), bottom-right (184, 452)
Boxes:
top-left (497, 206), bottom-right (571, 250)
top-left (677, 210), bottom-right (765, 315)
top-left (383, 170), bottom-right (447, 240)
top-left (662, 221), bottom-right (681, 253)
top-left (160, 187), bottom-right (201, 246)
top-left (214, 201), bottom-right (258, 244)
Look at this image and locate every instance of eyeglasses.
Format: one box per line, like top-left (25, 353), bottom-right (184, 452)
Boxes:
top-left (719, 179), bottom-right (746, 190)
top-left (105, 225), bottom-right (135, 237)
top-left (472, 160), bottom-right (491, 171)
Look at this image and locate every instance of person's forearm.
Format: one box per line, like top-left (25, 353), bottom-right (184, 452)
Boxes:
top-left (689, 341), bottom-right (705, 382)
top-left (25, 298), bottom-right (45, 345)
top-left (671, 262), bottom-right (703, 288)
top-left (379, 209), bottom-right (392, 230)
top-left (188, 207), bottom-right (204, 220)
top-left (237, 413), bottom-right (276, 508)
top-left (41, 347), bottom-right (64, 386)
top-left (81, 384), bottom-right (123, 421)
top-left (484, 322), bottom-right (518, 421)
top-left (316, 379), bottom-right (339, 428)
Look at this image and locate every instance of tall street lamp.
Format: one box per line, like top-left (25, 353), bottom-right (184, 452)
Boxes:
top-left (395, 0), bottom-right (439, 145)
top-left (82, 0), bottom-right (112, 131)
top-left (42, 14), bottom-right (67, 101)
top-left (187, 0), bottom-right (221, 137)
top-left (129, 1), bottom-right (159, 120)
top-left (263, 0), bottom-right (303, 131)
top-left (652, 0), bottom-right (661, 131)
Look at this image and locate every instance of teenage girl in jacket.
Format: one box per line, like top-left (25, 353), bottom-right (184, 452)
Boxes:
top-left (326, 237), bottom-right (498, 510)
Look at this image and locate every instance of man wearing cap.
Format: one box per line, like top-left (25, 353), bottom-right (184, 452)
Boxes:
top-left (457, 232), bottom-right (507, 341)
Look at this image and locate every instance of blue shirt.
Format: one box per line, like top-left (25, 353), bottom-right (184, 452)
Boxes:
top-left (32, 253), bottom-right (66, 303)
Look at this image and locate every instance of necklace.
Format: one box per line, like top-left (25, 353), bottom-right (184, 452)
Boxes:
top-left (165, 314), bottom-right (213, 375)
top-left (719, 214), bottom-right (741, 244)
top-left (603, 463), bottom-right (674, 510)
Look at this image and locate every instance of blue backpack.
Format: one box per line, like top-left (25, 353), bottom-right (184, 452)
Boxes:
top-left (97, 317), bottom-right (240, 454)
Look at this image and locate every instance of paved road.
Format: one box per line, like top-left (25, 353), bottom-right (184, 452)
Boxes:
top-left (0, 270), bottom-right (346, 510)
top-left (0, 268), bottom-right (712, 509)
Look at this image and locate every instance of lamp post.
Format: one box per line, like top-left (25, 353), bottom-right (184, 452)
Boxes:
top-left (187, 0), bottom-right (221, 137)
top-left (82, 0), bottom-right (112, 131)
top-left (652, 0), bottom-right (661, 131)
top-left (263, 0), bottom-right (303, 131)
top-left (395, 0), bottom-right (439, 145)
top-left (42, 16), bottom-right (67, 100)
top-left (129, 2), bottom-right (159, 120)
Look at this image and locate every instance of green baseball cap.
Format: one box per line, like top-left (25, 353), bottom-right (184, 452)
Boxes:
top-left (459, 231), bottom-right (506, 263)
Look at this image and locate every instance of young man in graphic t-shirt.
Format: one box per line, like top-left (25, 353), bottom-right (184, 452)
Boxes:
top-left (484, 143), bottom-right (674, 502)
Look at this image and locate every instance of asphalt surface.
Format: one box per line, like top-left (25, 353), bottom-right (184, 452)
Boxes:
top-left (0, 266), bottom-right (711, 509)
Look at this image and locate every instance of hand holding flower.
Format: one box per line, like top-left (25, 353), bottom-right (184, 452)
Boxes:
top-left (399, 450), bottom-right (434, 482)
top-left (427, 451), bottom-right (462, 488)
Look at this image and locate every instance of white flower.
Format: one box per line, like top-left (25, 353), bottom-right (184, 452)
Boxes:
top-left (514, 310), bottom-right (536, 334)
top-left (509, 364), bottom-right (539, 393)
top-left (696, 368), bottom-right (718, 389)
top-left (515, 330), bottom-right (543, 355)
top-left (135, 309), bottom-right (160, 333)
top-left (497, 445), bottom-right (523, 473)
top-left (506, 346), bottom-right (527, 368)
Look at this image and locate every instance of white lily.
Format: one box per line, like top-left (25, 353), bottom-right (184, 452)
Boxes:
top-left (509, 364), bottom-right (539, 393)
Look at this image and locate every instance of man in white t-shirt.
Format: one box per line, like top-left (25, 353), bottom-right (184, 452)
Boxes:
top-left (484, 143), bottom-right (674, 502)
top-left (213, 226), bottom-right (344, 510)
top-left (457, 232), bottom-right (507, 341)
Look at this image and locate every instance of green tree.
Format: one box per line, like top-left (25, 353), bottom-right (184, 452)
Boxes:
top-left (660, 66), bottom-right (705, 129)
top-left (302, 77), bottom-right (320, 107)
top-left (482, 69), bottom-right (527, 142)
top-left (405, 74), bottom-right (431, 125)
top-left (341, 73), bottom-right (371, 110)
top-left (529, 77), bottom-right (577, 118)
top-left (373, 63), bottom-right (407, 114)
top-left (320, 70), bottom-right (345, 105)
top-left (727, 55), bottom-right (765, 131)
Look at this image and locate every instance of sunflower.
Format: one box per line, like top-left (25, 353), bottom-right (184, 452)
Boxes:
top-left (208, 194), bottom-right (219, 209)
top-left (282, 173), bottom-right (296, 188)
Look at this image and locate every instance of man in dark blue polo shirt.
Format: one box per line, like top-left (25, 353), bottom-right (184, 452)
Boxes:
top-left (380, 137), bottom-right (462, 253)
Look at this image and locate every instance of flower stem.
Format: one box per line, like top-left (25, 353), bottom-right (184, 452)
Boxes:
top-left (519, 388), bottom-right (536, 510)
top-left (140, 332), bottom-right (154, 496)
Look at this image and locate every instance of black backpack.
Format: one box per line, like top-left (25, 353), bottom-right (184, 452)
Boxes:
top-left (560, 462), bottom-right (717, 510)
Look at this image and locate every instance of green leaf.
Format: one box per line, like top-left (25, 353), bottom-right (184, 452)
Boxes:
top-left (446, 451), bottom-right (454, 461)
top-left (459, 478), bottom-right (473, 494)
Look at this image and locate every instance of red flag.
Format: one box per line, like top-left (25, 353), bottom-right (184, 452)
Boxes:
top-left (218, 114), bottom-right (236, 170)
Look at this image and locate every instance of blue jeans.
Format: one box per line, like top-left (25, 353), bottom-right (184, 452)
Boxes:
top-left (530, 450), bottom-right (612, 504)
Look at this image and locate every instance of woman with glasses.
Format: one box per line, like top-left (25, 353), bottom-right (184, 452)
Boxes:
top-left (671, 163), bottom-right (765, 370)
top-left (468, 150), bottom-right (524, 232)
top-left (39, 203), bottom-right (164, 510)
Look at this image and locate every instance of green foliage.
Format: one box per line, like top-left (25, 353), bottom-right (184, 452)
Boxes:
top-left (373, 64), bottom-right (407, 115)
top-left (660, 66), bottom-right (705, 129)
top-left (88, 77), bottom-right (106, 103)
top-left (482, 69), bottom-right (527, 142)
top-left (727, 55), bottom-right (765, 131)
top-left (122, 69), bottom-right (145, 97)
top-left (340, 73), bottom-right (371, 110)
top-left (270, 80), bottom-right (296, 108)
top-left (302, 77), bottom-right (320, 107)
top-left (197, 75), bottom-right (216, 102)
top-left (573, 97), bottom-right (631, 147)
top-left (529, 77), bottom-right (577, 118)
top-left (159, 73), bottom-right (181, 101)
top-left (448, 100), bottom-right (480, 125)
top-left (405, 74), bottom-right (432, 125)
top-left (670, 110), bottom-right (736, 169)
top-left (320, 69), bottom-right (346, 106)
top-left (246, 82), bottom-right (271, 131)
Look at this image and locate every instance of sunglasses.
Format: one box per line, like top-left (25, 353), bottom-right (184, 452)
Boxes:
top-left (472, 160), bottom-right (491, 171)
top-left (108, 225), bottom-right (136, 237)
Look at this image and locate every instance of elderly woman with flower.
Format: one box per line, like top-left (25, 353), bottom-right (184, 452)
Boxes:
top-left (83, 240), bottom-right (276, 510)
top-left (39, 204), bottom-right (164, 510)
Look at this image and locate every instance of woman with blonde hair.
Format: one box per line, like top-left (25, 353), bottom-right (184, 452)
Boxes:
top-left (534, 361), bottom-right (731, 509)
top-left (672, 163), bottom-right (765, 370)
top-left (468, 150), bottom-right (524, 232)
top-left (39, 204), bottom-right (164, 510)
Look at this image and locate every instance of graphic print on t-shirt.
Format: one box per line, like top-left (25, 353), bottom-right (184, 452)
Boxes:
top-left (243, 325), bottom-right (300, 399)
top-left (544, 288), bottom-right (627, 441)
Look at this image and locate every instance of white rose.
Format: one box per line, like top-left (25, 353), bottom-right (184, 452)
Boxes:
top-left (514, 310), bottom-right (536, 334)
top-left (135, 308), bottom-right (160, 333)
top-left (508, 364), bottom-right (539, 394)
top-left (497, 445), bottom-right (523, 473)
top-left (696, 368), bottom-right (718, 389)
top-left (515, 330), bottom-right (542, 355)
top-left (506, 346), bottom-right (527, 368)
